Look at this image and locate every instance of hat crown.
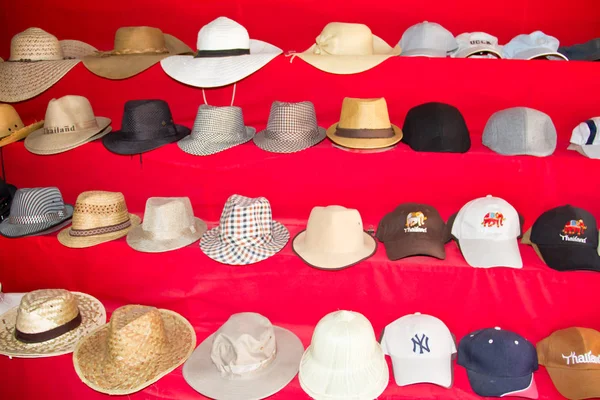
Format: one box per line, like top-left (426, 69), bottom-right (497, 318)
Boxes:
top-left (452, 196), bottom-right (520, 240)
top-left (400, 21), bottom-right (457, 53)
top-left (141, 197), bottom-right (195, 238)
top-left (197, 17), bottom-right (250, 52)
top-left (120, 100), bottom-right (175, 136)
top-left (539, 328), bottom-right (600, 370)
top-left (531, 205), bottom-right (599, 246)
top-left (15, 289), bottom-right (79, 334)
top-left (10, 28), bottom-right (64, 61)
top-left (337, 98), bottom-right (392, 130)
top-left (265, 101), bottom-right (319, 139)
top-left (219, 195), bottom-right (274, 246)
top-left (0, 104), bottom-right (25, 139)
top-left (314, 23), bottom-right (375, 56)
top-left (377, 203), bottom-right (444, 241)
top-left (43, 95), bottom-right (99, 135)
top-left (304, 206), bottom-right (365, 254)
top-left (72, 191), bottom-right (130, 230)
top-left (191, 105), bottom-right (247, 141)
top-left (9, 187), bottom-right (67, 218)
top-left (113, 26), bottom-right (168, 54)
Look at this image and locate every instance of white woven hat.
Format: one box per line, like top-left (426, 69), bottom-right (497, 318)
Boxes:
top-left (161, 17), bottom-right (282, 88)
top-left (399, 21), bottom-right (457, 57)
top-left (568, 117), bottom-right (600, 159)
top-left (0, 28), bottom-right (97, 103)
top-left (183, 312), bottom-right (304, 400)
top-left (299, 310), bottom-right (389, 400)
top-left (452, 32), bottom-right (503, 59)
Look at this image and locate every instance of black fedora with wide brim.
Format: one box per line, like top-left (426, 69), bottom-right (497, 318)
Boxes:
top-left (102, 125), bottom-right (191, 155)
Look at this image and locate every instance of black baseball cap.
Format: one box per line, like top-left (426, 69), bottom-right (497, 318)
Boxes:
top-left (402, 102), bottom-right (471, 153)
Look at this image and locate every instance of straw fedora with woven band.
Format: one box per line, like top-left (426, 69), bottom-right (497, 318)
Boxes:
top-left (293, 205), bottom-right (377, 270)
top-left (178, 105), bottom-right (255, 156)
top-left (0, 289), bottom-right (106, 358)
top-left (253, 101), bottom-right (326, 153)
top-left (102, 100), bottom-right (190, 155)
top-left (327, 98), bottom-right (403, 149)
top-left (83, 26), bottom-right (192, 80)
top-left (0, 180), bottom-right (17, 222)
top-left (24, 95), bottom-right (111, 155)
top-left (291, 22), bottom-right (401, 75)
top-left (0, 187), bottom-right (73, 238)
top-left (184, 312), bottom-right (304, 400)
top-left (200, 194), bottom-right (289, 265)
top-left (127, 197), bottom-right (207, 253)
top-left (0, 28), bottom-right (97, 103)
top-left (161, 17), bottom-right (282, 88)
top-left (58, 191), bottom-right (141, 248)
top-left (299, 310), bottom-right (389, 400)
top-left (0, 104), bottom-right (43, 148)
top-left (73, 304), bottom-right (196, 395)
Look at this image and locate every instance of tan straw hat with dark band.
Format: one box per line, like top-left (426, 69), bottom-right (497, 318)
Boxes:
top-left (0, 289), bottom-right (106, 358)
top-left (0, 104), bottom-right (43, 148)
top-left (73, 304), bottom-right (196, 395)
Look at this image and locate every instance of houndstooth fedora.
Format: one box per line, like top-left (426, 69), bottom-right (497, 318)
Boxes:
top-left (200, 194), bottom-right (289, 265)
top-left (253, 101), bottom-right (326, 153)
top-left (178, 105), bottom-right (255, 156)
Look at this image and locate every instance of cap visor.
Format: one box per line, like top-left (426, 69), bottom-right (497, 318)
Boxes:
top-left (568, 143), bottom-right (600, 159)
top-left (401, 48), bottom-right (448, 58)
top-left (466, 369), bottom-right (538, 398)
top-left (453, 46), bottom-right (502, 59)
top-left (536, 244), bottom-right (600, 272)
top-left (458, 238), bottom-right (523, 268)
top-left (383, 237), bottom-right (446, 260)
top-left (546, 366), bottom-right (600, 400)
top-left (514, 48), bottom-right (568, 60)
top-left (391, 355), bottom-right (452, 388)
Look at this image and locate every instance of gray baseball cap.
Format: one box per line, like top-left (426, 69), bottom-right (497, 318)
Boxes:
top-left (483, 107), bottom-right (557, 157)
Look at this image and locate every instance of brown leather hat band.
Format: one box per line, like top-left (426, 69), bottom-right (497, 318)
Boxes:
top-left (15, 312), bottom-right (82, 344)
top-left (335, 127), bottom-right (395, 139)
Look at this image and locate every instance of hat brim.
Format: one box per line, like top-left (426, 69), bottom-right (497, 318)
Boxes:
top-left (73, 308), bottom-right (196, 395)
top-left (0, 204), bottom-right (74, 238)
top-left (178, 127), bottom-right (256, 156)
top-left (161, 39), bottom-right (282, 88)
top-left (253, 127), bottom-right (326, 153)
top-left (452, 45), bottom-right (502, 59)
top-left (326, 123), bottom-right (403, 149)
top-left (127, 217), bottom-right (207, 253)
top-left (0, 120), bottom-right (44, 148)
top-left (536, 243), bottom-right (600, 272)
top-left (0, 292), bottom-right (106, 358)
top-left (102, 125), bottom-right (190, 155)
top-left (391, 354), bottom-right (452, 388)
top-left (545, 366), bottom-right (600, 400)
top-left (568, 143), bottom-right (600, 159)
top-left (383, 236), bottom-right (446, 261)
top-left (293, 230), bottom-right (377, 270)
top-left (57, 214), bottom-right (141, 248)
top-left (183, 326), bottom-right (304, 400)
top-left (466, 369), bottom-right (538, 398)
top-left (401, 48), bottom-right (449, 58)
top-left (457, 238), bottom-right (523, 268)
top-left (512, 47), bottom-right (569, 60)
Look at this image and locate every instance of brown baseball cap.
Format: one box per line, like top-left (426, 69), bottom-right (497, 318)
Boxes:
top-left (537, 327), bottom-right (600, 400)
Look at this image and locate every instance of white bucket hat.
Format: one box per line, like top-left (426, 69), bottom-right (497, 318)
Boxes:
top-left (183, 312), bottom-right (304, 400)
top-left (299, 310), bottom-right (389, 400)
top-left (161, 17), bottom-right (282, 88)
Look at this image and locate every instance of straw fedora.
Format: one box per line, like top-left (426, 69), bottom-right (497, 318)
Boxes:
top-left (58, 191), bottom-right (141, 248)
top-left (0, 289), bottom-right (106, 358)
top-left (0, 180), bottom-right (17, 222)
top-left (293, 205), bottom-right (377, 270)
top-left (161, 17), bottom-right (282, 88)
top-left (24, 95), bottom-right (111, 155)
top-left (73, 304), bottom-right (196, 395)
top-left (127, 197), bottom-right (207, 253)
top-left (83, 26), bottom-right (192, 79)
top-left (291, 23), bottom-right (401, 75)
top-left (299, 310), bottom-right (389, 400)
top-left (0, 104), bottom-right (44, 147)
top-left (327, 98), bottom-right (402, 149)
top-left (0, 28), bottom-right (97, 103)
top-left (183, 312), bottom-right (304, 400)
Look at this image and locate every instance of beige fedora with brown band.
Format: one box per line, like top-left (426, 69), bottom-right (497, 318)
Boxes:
top-left (326, 97), bottom-right (403, 149)
top-left (83, 26), bottom-right (192, 79)
top-left (58, 191), bottom-right (141, 248)
top-left (0, 104), bottom-right (44, 148)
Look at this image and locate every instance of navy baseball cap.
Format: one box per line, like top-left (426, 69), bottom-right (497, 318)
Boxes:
top-left (458, 327), bottom-right (539, 398)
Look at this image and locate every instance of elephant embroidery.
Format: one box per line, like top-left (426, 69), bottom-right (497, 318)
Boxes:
top-left (406, 212), bottom-right (427, 228)
top-left (562, 220), bottom-right (587, 236)
top-left (482, 212), bottom-right (505, 228)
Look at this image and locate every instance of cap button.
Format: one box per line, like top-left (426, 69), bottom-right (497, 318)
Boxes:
top-left (414, 312), bottom-right (421, 315)
top-left (494, 326), bottom-right (501, 330)
top-left (486, 195), bottom-right (493, 198)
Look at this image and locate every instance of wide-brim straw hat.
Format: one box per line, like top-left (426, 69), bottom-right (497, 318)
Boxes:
top-left (127, 217), bottom-right (207, 253)
top-left (25, 120), bottom-right (112, 155)
top-left (0, 292), bottom-right (106, 358)
top-left (0, 121), bottom-right (44, 148)
top-left (58, 214), bottom-right (140, 248)
top-left (326, 123), bottom-right (402, 149)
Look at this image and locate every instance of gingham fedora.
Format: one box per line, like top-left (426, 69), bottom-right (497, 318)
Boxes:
top-left (178, 105), bottom-right (255, 156)
top-left (253, 101), bottom-right (326, 153)
top-left (200, 194), bottom-right (289, 265)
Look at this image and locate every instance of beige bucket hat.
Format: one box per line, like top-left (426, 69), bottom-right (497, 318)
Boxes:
top-left (0, 104), bottom-right (43, 147)
top-left (73, 304), bottom-right (196, 395)
top-left (24, 95), bottom-right (111, 155)
top-left (299, 310), bottom-right (389, 400)
top-left (0, 289), bottom-right (106, 358)
top-left (293, 205), bottom-right (377, 270)
top-left (0, 28), bottom-right (97, 103)
top-left (83, 26), bottom-right (192, 80)
top-left (291, 22), bottom-right (401, 74)
top-left (183, 312), bottom-right (304, 400)
top-left (58, 191), bottom-right (141, 248)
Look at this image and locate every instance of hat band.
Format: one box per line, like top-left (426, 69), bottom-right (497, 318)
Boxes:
top-left (194, 48), bottom-right (250, 58)
top-left (335, 127), bottom-right (395, 139)
top-left (44, 120), bottom-right (99, 135)
top-left (69, 218), bottom-right (131, 237)
top-left (9, 209), bottom-right (66, 225)
top-left (15, 312), bottom-right (82, 344)
top-left (97, 47), bottom-right (169, 56)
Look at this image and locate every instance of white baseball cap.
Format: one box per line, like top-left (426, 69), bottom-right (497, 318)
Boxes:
top-left (451, 195), bottom-right (523, 268)
top-left (452, 32), bottom-right (502, 59)
top-left (381, 312), bottom-right (456, 388)
top-left (399, 21), bottom-right (457, 58)
top-left (568, 117), bottom-right (600, 159)
top-left (502, 31), bottom-right (568, 60)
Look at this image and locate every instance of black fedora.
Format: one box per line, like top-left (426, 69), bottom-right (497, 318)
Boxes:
top-left (103, 99), bottom-right (190, 155)
top-left (0, 179), bottom-right (17, 223)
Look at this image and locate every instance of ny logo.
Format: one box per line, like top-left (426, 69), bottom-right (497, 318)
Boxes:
top-left (411, 334), bottom-right (430, 354)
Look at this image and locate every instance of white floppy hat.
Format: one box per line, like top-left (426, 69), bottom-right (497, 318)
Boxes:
top-left (568, 117), bottom-right (600, 159)
top-left (161, 17), bottom-right (282, 88)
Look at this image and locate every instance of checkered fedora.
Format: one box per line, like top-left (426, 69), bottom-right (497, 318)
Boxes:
top-left (253, 101), bottom-right (326, 153)
top-left (200, 194), bottom-right (289, 265)
top-left (178, 105), bottom-right (255, 156)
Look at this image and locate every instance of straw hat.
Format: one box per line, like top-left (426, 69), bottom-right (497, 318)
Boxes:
top-left (73, 304), bottom-right (196, 395)
top-left (183, 312), bottom-right (304, 400)
top-left (127, 197), bottom-right (207, 253)
top-left (24, 95), bottom-right (111, 155)
top-left (0, 28), bottom-right (97, 103)
top-left (0, 104), bottom-right (44, 147)
top-left (327, 98), bottom-right (402, 149)
top-left (83, 26), bottom-right (192, 79)
top-left (161, 17), bottom-right (282, 88)
top-left (58, 191), bottom-right (141, 248)
top-left (299, 310), bottom-right (389, 400)
top-left (0, 289), bottom-right (106, 358)
top-left (293, 205), bottom-right (377, 270)
top-left (291, 23), bottom-right (401, 75)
